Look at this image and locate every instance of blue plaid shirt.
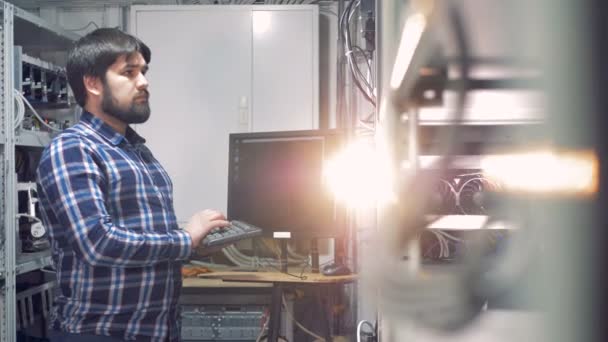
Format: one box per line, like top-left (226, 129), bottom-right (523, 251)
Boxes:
top-left (37, 111), bottom-right (193, 341)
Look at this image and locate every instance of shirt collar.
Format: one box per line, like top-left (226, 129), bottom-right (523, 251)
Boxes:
top-left (80, 111), bottom-right (146, 146)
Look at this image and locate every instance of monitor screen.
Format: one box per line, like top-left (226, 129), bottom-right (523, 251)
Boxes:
top-left (227, 130), bottom-right (345, 238)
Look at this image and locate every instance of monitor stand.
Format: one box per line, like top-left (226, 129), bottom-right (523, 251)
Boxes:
top-left (311, 238), bottom-right (320, 273)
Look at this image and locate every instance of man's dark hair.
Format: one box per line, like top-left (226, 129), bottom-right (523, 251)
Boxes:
top-left (67, 28), bottom-right (151, 107)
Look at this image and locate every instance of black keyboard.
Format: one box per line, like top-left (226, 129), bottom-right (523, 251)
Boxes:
top-left (196, 220), bottom-right (263, 255)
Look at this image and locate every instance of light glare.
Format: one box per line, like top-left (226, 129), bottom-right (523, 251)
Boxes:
top-left (323, 140), bottom-right (396, 208)
top-left (253, 11), bottom-right (272, 35)
top-left (482, 150), bottom-right (598, 195)
top-left (390, 13), bottom-right (427, 90)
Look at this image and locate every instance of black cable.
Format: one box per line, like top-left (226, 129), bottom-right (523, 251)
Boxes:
top-left (343, 4), bottom-right (374, 94)
top-left (351, 45), bottom-right (374, 86)
top-left (346, 48), bottom-right (372, 91)
top-left (340, 0), bottom-right (377, 107)
top-left (349, 65), bottom-right (377, 105)
top-left (347, 50), bottom-right (375, 97)
top-left (347, 45), bottom-right (374, 93)
top-left (258, 334), bottom-right (289, 342)
top-left (65, 21), bottom-right (99, 32)
top-left (339, 0), bottom-right (357, 112)
top-left (339, 0), bottom-right (374, 130)
top-left (338, 0), bottom-right (354, 40)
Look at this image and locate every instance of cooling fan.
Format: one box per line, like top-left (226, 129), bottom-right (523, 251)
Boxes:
top-left (457, 175), bottom-right (501, 215)
top-left (429, 179), bottom-right (458, 215)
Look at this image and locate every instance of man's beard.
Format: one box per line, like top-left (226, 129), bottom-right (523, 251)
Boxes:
top-left (101, 82), bottom-right (151, 124)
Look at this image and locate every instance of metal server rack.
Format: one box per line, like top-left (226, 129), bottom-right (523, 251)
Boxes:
top-left (0, 3), bottom-right (78, 341)
top-left (372, 0), bottom-right (550, 340)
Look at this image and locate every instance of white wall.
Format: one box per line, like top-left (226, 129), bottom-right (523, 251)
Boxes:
top-left (32, 2), bottom-right (339, 129)
top-left (37, 5), bottom-right (125, 33)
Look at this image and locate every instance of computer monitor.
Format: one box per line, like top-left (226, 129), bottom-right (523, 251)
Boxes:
top-left (227, 130), bottom-right (346, 238)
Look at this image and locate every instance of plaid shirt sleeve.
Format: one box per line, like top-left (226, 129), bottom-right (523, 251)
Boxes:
top-left (37, 134), bottom-right (193, 267)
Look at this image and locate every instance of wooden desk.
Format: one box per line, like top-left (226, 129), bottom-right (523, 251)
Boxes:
top-left (197, 271), bottom-right (357, 284)
top-left (183, 276), bottom-right (272, 288)
top-left (198, 271), bottom-right (357, 342)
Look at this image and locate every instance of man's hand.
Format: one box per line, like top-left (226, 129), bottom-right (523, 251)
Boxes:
top-left (184, 209), bottom-right (229, 248)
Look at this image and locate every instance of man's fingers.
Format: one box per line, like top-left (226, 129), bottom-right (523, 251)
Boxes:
top-left (205, 213), bottom-right (225, 222)
top-left (210, 220), bottom-right (230, 228)
top-left (200, 210), bottom-right (226, 221)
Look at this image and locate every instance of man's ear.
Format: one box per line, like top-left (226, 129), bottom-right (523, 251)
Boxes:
top-left (83, 75), bottom-right (103, 97)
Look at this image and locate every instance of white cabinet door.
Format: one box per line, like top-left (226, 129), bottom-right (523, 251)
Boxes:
top-left (132, 6), bottom-right (252, 222)
top-left (252, 7), bottom-right (319, 131)
top-left (131, 6), bottom-right (319, 223)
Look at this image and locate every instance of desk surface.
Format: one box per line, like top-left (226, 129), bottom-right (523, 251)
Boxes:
top-left (182, 277), bottom-right (273, 288)
top-left (197, 271), bottom-right (357, 284)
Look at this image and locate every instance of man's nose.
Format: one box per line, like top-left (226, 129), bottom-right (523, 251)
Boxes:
top-left (136, 72), bottom-right (149, 89)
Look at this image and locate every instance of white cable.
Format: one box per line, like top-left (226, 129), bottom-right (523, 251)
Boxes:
top-left (14, 89), bottom-right (24, 126)
top-left (260, 239), bottom-right (308, 264)
top-left (437, 232), bottom-right (445, 258)
top-left (229, 245), bottom-right (257, 267)
top-left (358, 120), bottom-right (375, 132)
top-left (286, 241), bottom-right (307, 260)
top-left (232, 243), bottom-right (266, 267)
top-left (224, 246), bottom-right (246, 265)
top-left (437, 230), bottom-right (464, 242)
top-left (281, 294), bottom-right (326, 342)
top-left (16, 213), bottom-right (41, 222)
top-left (188, 259), bottom-right (231, 269)
top-left (222, 246), bottom-right (250, 267)
top-left (255, 319), bottom-right (268, 342)
top-left (13, 89), bottom-right (25, 130)
top-left (430, 231), bottom-right (441, 257)
top-left (223, 242), bottom-right (309, 270)
top-left (455, 172), bottom-right (483, 178)
top-left (437, 232), bottom-right (447, 258)
top-left (255, 311), bottom-right (270, 342)
top-left (356, 320), bottom-right (375, 342)
top-left (430, 231), bottom-right (450, 258)
top-left (222, 248), bottom-right (245, 267)
top-left (17, 91), bottom-right (62, 132)
top-left (261, 238), bottom-right (282, 257)
top-left (226, 245), bottom-right (265, 268)
top-left (229, 245), bottom-right (278, 268)
top-left (228, 244), bottom-right (260, 266)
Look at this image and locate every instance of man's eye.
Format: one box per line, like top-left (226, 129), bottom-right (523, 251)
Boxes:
top-left (124, 70), bottom-right (134, 76)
